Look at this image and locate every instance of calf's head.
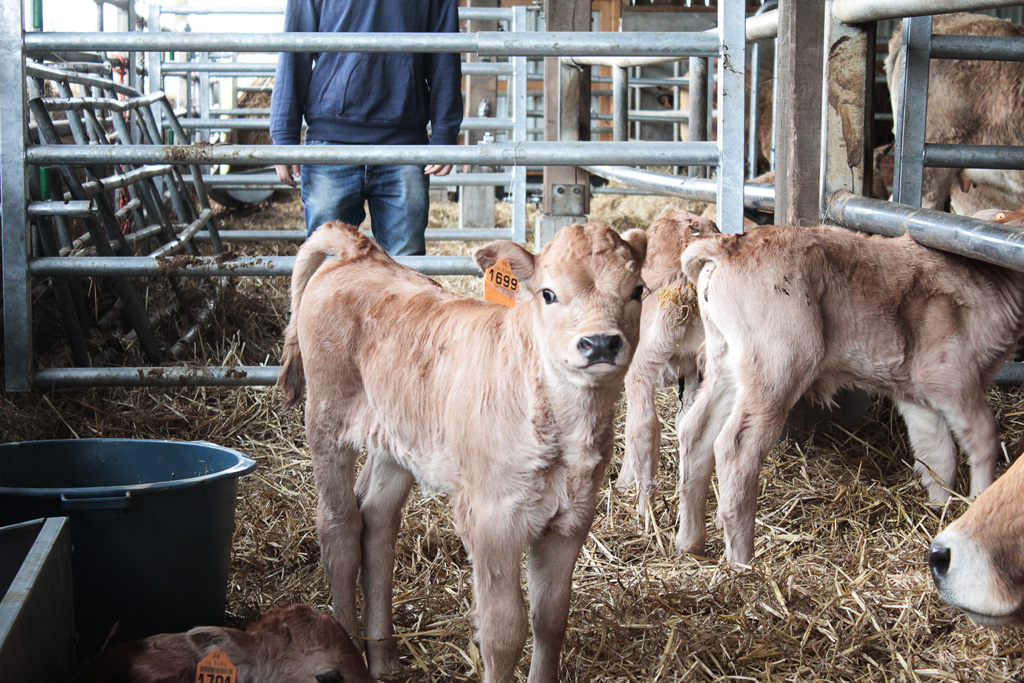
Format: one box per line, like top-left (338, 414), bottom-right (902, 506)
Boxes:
top-left (929, 455), bottom-right (1024, 627)
top-left (473, 222), bottom-right (647, 385)
top-left (188, 605), bottom-right (371, 683)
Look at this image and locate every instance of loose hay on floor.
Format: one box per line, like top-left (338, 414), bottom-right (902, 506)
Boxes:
top-left (4, 192), bottom-right (1024, 682)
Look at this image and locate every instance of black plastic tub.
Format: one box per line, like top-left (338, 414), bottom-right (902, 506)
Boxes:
top-left (0, 439), bottom-right (256, 658)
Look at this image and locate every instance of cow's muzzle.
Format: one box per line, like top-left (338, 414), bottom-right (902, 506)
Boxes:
top-left (577, 334), bottom-right (623, 366)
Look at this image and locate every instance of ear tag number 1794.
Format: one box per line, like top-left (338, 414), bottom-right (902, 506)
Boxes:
top-left (195, 649), bottom-right (237, 683)
top-left (484, 259), bottom-right (518, 307)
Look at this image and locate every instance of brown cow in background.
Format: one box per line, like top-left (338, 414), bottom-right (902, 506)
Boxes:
top-left (886, 13), bottom-right (1024, 215)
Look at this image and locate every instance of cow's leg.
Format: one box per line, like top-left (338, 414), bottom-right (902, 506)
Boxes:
top-left (675, 369), bottom-right (736, 556)
top-left (354, 450), bottom-right (414, 677)
top-left (309, 427), bottom-right (363, 646)
top-left (465, 521), bottom-right (529, 683)
top-left (619, 319), bottom-right (678, 494)
top-left (936, 385), bottom-right (999, 497)
top-left (920, 167), bottom-right (958, 212)
top-left (897, 400), bottom-right (958, 502)
top-left (525, 523), bottom-right (590, 683)
top-left (713, 388), bottom-right (791, 566)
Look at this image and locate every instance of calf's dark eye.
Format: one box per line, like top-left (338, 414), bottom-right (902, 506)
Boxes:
top-left (631, 285), bottom-right (644, 301)
top-left (316, 672), bottom-right (344, 683)
top-left (542, 289), bottom-right (557, 304)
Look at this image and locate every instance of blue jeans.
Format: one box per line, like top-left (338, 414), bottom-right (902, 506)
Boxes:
top-left (300, 141), bottom-right (430, 256)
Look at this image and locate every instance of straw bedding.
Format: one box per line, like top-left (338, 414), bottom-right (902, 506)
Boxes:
top-left (4, 192), bottom-right (1023, 681)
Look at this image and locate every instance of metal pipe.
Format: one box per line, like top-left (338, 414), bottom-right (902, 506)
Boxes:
top-left (194, 228), bottom-right (515, 243)
top-left (925, 144), bottom-right (1024, 170)
top-left (29, 254), bottom-right (481, 277)
top-left (612, 66), bottom-right (629, 142)
top-left (28, 141), bottom-right (722, 167)
top-left (825, 191), bottom-right (1024, 272)
top-left (930, 34), bottom-right (1024, 62)
top-left (584, 166), bottom-right (776, 212)
top-left (37, 92), bottom-right (166, 113)
top-left (33, 366), bottom-right (282, 388)
top-left (832, 0), bottom-right (1024, 25)
top-left (188, 171), bottom-right (515, 188)
top-left (994, 362), bottom-right (1024, 386)
top-left (25, 31), bottom-right (723, 58)
top-left (155, 6), bottom-right (514, 20)
top-left (149, 208), bottom-right (214, 258)
top-left (175, 116), bottom-right (515, 132)
top-left (77, 165), bottom-right (174, 199)
top-left (160, 60), bottom-right (515, 76)
top-left (28, 200), bottom-right (93, 217)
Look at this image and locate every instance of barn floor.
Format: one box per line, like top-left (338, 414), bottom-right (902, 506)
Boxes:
top-left (4, 192), bottom-right (1023, 682)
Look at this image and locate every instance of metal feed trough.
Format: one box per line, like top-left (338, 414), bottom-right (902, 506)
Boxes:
top-left (2, 0), bottom-right (749, 390)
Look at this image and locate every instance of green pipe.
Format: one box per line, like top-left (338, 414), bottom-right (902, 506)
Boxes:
top-left (32, 0), bottom-right (42, 30)
top-left (39, 167), bottom-right (50, 199)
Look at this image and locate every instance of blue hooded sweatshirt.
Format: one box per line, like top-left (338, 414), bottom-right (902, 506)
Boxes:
top-left (270, 0), bottom-right (463, 147)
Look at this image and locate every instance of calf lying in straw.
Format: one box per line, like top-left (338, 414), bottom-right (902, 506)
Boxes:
top-left (618, 210), bottom-right (717, 496)
top-left (279, 221), bottom-right (646, 682)
top-left (675, 223), bottom-right (1024, 565)
top-left (80, 604), bottom-right (372, 683)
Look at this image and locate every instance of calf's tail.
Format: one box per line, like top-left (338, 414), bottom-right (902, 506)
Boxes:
top-left (279, 222), bottom-right (369, 407)
top-left (680, 237), bottom-right (724, 286)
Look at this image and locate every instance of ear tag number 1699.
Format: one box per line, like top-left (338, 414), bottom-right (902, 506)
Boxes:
top-left (484, 259), bottom-right (518, 307)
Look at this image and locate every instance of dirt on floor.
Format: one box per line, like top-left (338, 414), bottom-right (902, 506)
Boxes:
top-left (3, 189), bottom-right (1023, 682)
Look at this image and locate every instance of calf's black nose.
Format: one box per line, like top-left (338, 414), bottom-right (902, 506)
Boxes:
top-left (578, 334), bottom-right (623, 364)
top-left (930, 543), bottom-right (951, 585)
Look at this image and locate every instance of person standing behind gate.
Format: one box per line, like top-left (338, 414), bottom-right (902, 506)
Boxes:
top-left (270, 0), bottom-right (463, 255)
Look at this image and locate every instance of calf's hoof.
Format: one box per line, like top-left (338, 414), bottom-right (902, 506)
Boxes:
top-left (674, 531), bottom-right (706, 557)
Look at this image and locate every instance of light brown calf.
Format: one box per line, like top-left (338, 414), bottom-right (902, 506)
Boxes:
top-left (886, 13), bottom-right (1024, 215)
top-left (619, 210), bottom-right (717, 495)
top-left (676, 224), bottom-right (1024, 565)
top-left (80, 604), bottom-right (372, 683)
top-left (929, 453), bottom-right (1024, 627)
top-left (279, 222), bottom-right (646, 682)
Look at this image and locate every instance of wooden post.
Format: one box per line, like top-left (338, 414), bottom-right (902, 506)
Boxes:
top-left (537, 0), bottom-right (592, 247)
top-left (774, 0), bottom-right (825, 226)
top-left (460, 0), bottom-right (499, 230)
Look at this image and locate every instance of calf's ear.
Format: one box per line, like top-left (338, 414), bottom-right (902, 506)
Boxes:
top-left (473, 240), bottom-right (536, 283)
top-left (622, 228), bottom-right (648, 265)
top-left (188, 626), bottom-right (257, 665)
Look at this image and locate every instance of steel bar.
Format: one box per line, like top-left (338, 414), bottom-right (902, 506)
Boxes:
top-left (38, 92), bottom-right (164, 113)
top-left (25, 31), bottom-right (723, 58)
top-left (584, 166), bottom-right (776, 212)
top-left (160, 60), bottom-right (515, 76)
top-left (925, 144), bottom-right (1024, 170)
top-left (930, 34), bottom-right (1024, 62)
top-left (77, 165), bottom-right (174, 198)
top-left (612, 66), bottom-right (629, 142)
top-left (33, 366), bottom-right (282, 388)
top-left (29, 255), bottom-right (481, 277)
top-left (149, 208), bottom-right (214, 258)
top-left (833, 0), bottom-right (1024, 24)
top-left (155, 5), bottom-right (513, 20)
top-left (193, 228), bottom-right (515, 243)
top-left (28, 200), bottom-right (93, 217)
top-left (27, 61), bottom-right (139, 98)
top-left (175, 116), bottom-right (515, 132)
top-left (688, 56), bottom-right (709, 178)
top-left (825, 191), bottom-right (1024, 272)
top-left (186, 171), bottom-right (515, 189)
top-left (893, 16), bottom-right (931, 207)
top-left (717, 0), bottom-right (747, 234)
top-left (29, 141), bottom-right (722, 167)
top-left (2, 0), bottom-right (32, 390)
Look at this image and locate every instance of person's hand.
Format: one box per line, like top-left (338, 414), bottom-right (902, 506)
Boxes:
top-left (275, 164), bottom-right (301, 188)
top-left (424, 164), bottom-right (453, 177)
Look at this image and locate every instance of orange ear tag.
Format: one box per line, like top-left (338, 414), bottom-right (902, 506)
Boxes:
top-left (196, 649), bottom-right (237, 683)
top-left (483, 259), bottom-right (519, 307)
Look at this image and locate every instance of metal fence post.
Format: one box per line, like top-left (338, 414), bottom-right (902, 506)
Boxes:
top-left (892, 15), bottom-right (932, 207)
top-left (716, 0), bottom-right (746, 234)
top-left (1, 0), bottom-right (33, 390)
top-left (511, 5), bottom-right (529, 244)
